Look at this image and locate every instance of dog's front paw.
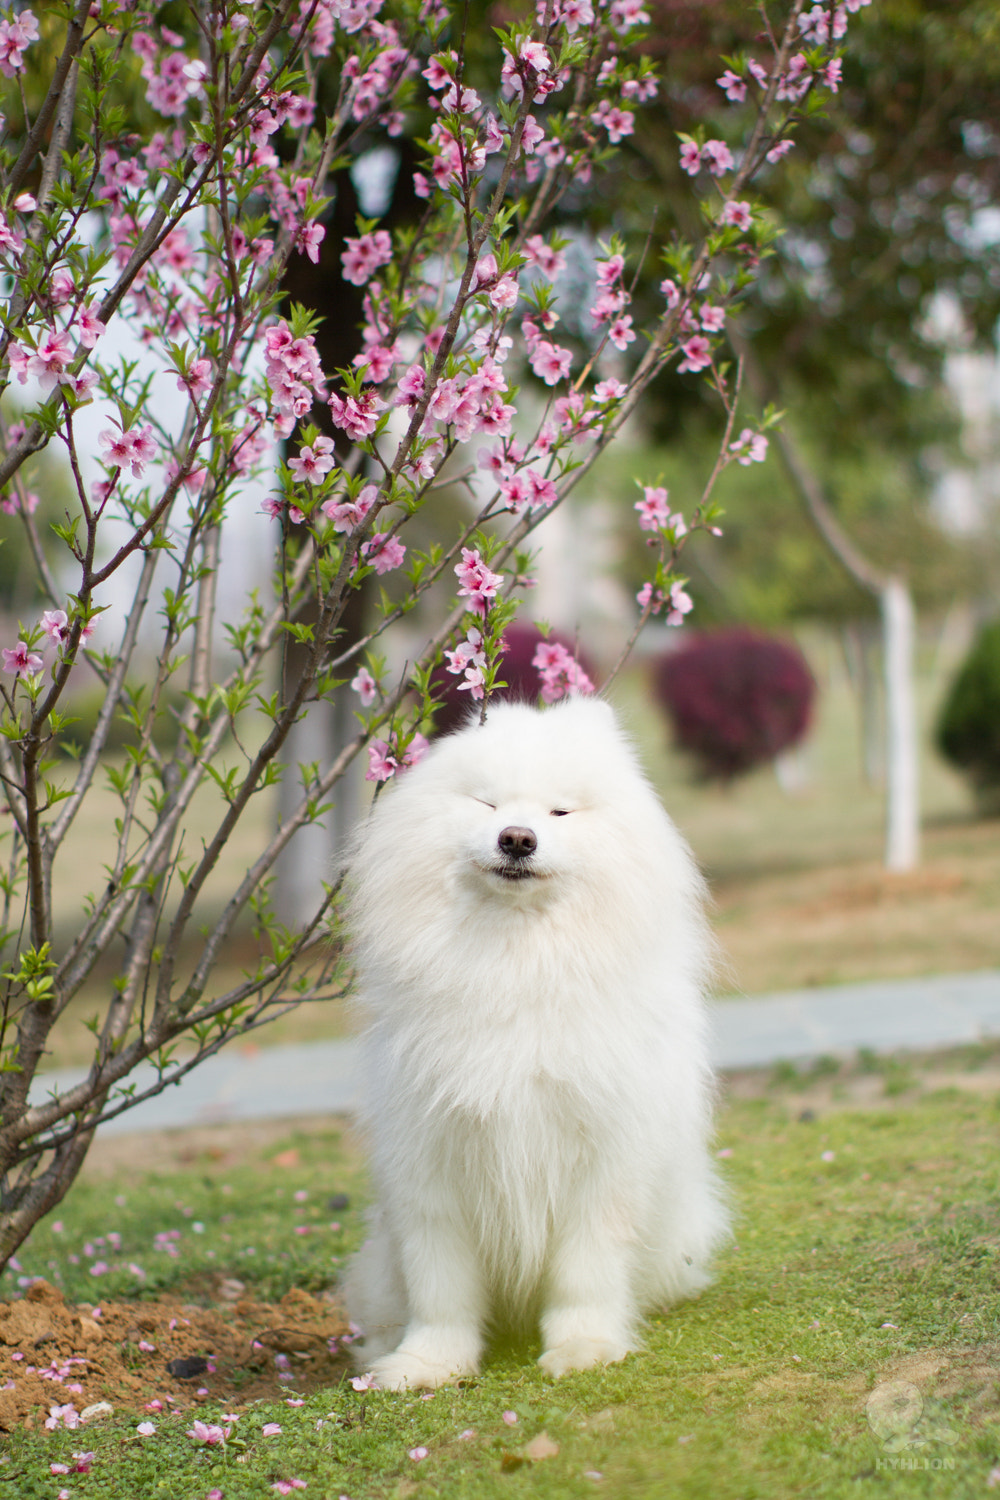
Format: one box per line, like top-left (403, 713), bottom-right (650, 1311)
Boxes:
top-left (538, 1336), bottom-right (630, 1378)
top-left (368, 1349), bottom-right (478, 1392)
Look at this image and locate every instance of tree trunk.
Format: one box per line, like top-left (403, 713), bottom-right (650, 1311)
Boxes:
top-left (732, 335), bottom-right (920, 869)
top-left (881, 579), bottom-right (919, 871)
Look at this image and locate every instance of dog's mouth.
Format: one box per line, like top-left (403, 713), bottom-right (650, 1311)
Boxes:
top-left (482, 860), bottom-right (544, 882)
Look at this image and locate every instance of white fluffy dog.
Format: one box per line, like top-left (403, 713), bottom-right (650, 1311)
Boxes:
top-left (343, 696), bottom-right (728, 1390)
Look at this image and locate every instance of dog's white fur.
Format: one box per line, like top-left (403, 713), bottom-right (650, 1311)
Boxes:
top-left (343, 697), bottom-right (728, 1390)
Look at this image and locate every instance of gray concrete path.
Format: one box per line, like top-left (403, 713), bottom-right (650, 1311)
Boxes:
top-left (29, 969), bottom-right (1000, 1137)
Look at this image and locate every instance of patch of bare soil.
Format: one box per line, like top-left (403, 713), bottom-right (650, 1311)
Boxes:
top-left (866, 1342), bottom-right (1000, 1436)
top-left (0, 1277), bottom-right (351, 1432)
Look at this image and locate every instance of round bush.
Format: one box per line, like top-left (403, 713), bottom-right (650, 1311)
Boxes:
top-left (936, 618), bottom-right (1000, 812)
top-left (651, 628), bottom-right (816, 781)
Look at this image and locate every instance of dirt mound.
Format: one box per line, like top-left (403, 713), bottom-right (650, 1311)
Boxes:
top-left (0, 1278), bottom-right (352, 1430)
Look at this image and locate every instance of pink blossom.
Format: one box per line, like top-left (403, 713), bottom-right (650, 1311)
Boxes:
top-left (271, 1483), bottom-right (307, 1495)
top-left (24, 329), bottom-right (75, 394)
top-left (75, 305), bottom-right (106, 348)
top-left (289, 437), bottom-right (336, 483)
top-left (362, 533), bottom-right (406, 574)
top-left (595, 253), bottom-right (625, 289)
top-left (489, 274), bottom-right (519, 311)
top-left (296, 220), bottom-right (326, 263)
top-left (408, 1447), bottom-right (429, 1461)
top-left (0, 212), bottom-right (24, 256)
top-left (423, 51), bottom-right (457, 89)
top-left (677, 335), bottom-right (712, 374)
top-left (525, 468), bottom-right (557, 510)
top-left (502, 1411), bottom-right (519, 1426)
top-left (176, 357), bottom-right (213, 400)
top-left (700, 304), bottom-right (725, 333)
top-left (329, 387), bottom-right (384, 442)
top-left (322, 483), bottom-right (377, 532)
top-left (137, 1421), bottom-right (156, 1436)
top-left (500, 473), bottom-right (531, 513)
top-left (722, 200), bottom-right (752, 232)
top-left (609, 315), bottom-right (635, 351)
top-left (96, 426), bottom-right (131, 465)
top-left (594, 378), bottom-right (626, 402)
top-left (444, 627), bottom-right (486, 678)
top-left (44, 1404), bottom-right (80, 1431)
top-left (474, 252), bottom-right (499, 287)
top-left (524, 235), bottom-right (566, 278)
top-left (455, 548), bottom-right (503, 616)
top-left (592, 101), bottom-right (634, 143)
top-left (717, 68), bottom-right (746, 102)
top-left (40, 609), bottom-right (69, 643)
top-left (766, 139), bottom-right (794, 164)
top-left (521, 114), bottom-right (546, 153)
top-left (395, 363), bottom-right (426, 408)
top-left (187, 1420), bottom-right (229, 1445)
top-left (0, 9), bottom-right (38, 78)
top-left (529, 340), bottom-right (572, 386)
top-left (401, 733), bottom-right (430, 770)
top-left (441, 80), bottom-right (481, 114)
top-left (98, 424), bottom-right (157, 478)
top-left (262, 1422), bottom-right (282, 1437)
top-left (702, 139), bottom-right (734, 175)
top-left (730, 428), bottom-right (769, 464)
top-left (679, 141), bottom-right (702, 176)
top-left (638, 579), bottom-right (693, 626)
top-left (366, 740), bottom-right (398, 783)
top-left (2, 641), bottom-right (43, 677)
top-left (354, 340), bottom-right (398, 382)
top-left (635, 486), bottom-right (670, 531)
top-left (351, 667), bottom-right (378, 705)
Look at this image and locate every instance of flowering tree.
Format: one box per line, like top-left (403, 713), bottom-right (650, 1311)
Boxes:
top-left (0, 0), bottom-right (855, 1268)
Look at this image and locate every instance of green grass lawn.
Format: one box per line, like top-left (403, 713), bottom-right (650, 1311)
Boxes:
top-left (4, 1055), bottom-right (999, 1498)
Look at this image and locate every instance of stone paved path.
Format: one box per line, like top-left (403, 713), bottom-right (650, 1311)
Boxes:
top-left (31, 969), bottom-right (1000, 1137)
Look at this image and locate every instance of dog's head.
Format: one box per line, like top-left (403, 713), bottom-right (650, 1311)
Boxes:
top-left (382, 696), bottom-right (661, 912)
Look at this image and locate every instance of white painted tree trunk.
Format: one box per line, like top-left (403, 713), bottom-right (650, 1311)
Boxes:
top-left (880, 578), bottom-right (920, 872)
top-left (733, 336), bottom-right (925, 871)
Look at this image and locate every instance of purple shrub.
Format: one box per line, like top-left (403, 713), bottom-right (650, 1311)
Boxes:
top-left (651, 628), bottom-right (816, 781)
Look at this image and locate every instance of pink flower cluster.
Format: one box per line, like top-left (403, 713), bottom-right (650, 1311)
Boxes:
top-left (264, 321), bottom-right (327, 439)
top-left (637, 579), bottom-right (694, 627)
top-left (342, 230), bottom-right (392, 287)
top-left (99, 424), bottom-right (158, 478)
top-left (443, 626), bottom-right (487, 699)
top-left (133, 31), bottom-right (205, 119)
top-left (634, 486), bottom-right (687, 537)
top-left (729, 428), bottom-right (769, 465)
top-left (533, 640), bottom-right (594, 703)
top-left (455, 548), bottom-right (503, 617)
top-left (679, 139), bottom-right (734, 177)
top-left (366, 731), bottom-right (429, 783)
top-left (392, 352), bottom-right (514, 451)
top-left (590, 252), bottom-right (635, 352)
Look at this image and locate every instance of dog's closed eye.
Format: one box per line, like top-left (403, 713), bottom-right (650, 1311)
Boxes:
top-left (550, 809), bottom-right (571, 817)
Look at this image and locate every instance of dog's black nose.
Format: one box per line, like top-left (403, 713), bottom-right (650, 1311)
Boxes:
top-left (498, 825), bottom-right (537, 859)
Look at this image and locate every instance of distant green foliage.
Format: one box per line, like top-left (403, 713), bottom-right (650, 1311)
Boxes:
top-left (937, 619), bottom-right (1000, 812)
